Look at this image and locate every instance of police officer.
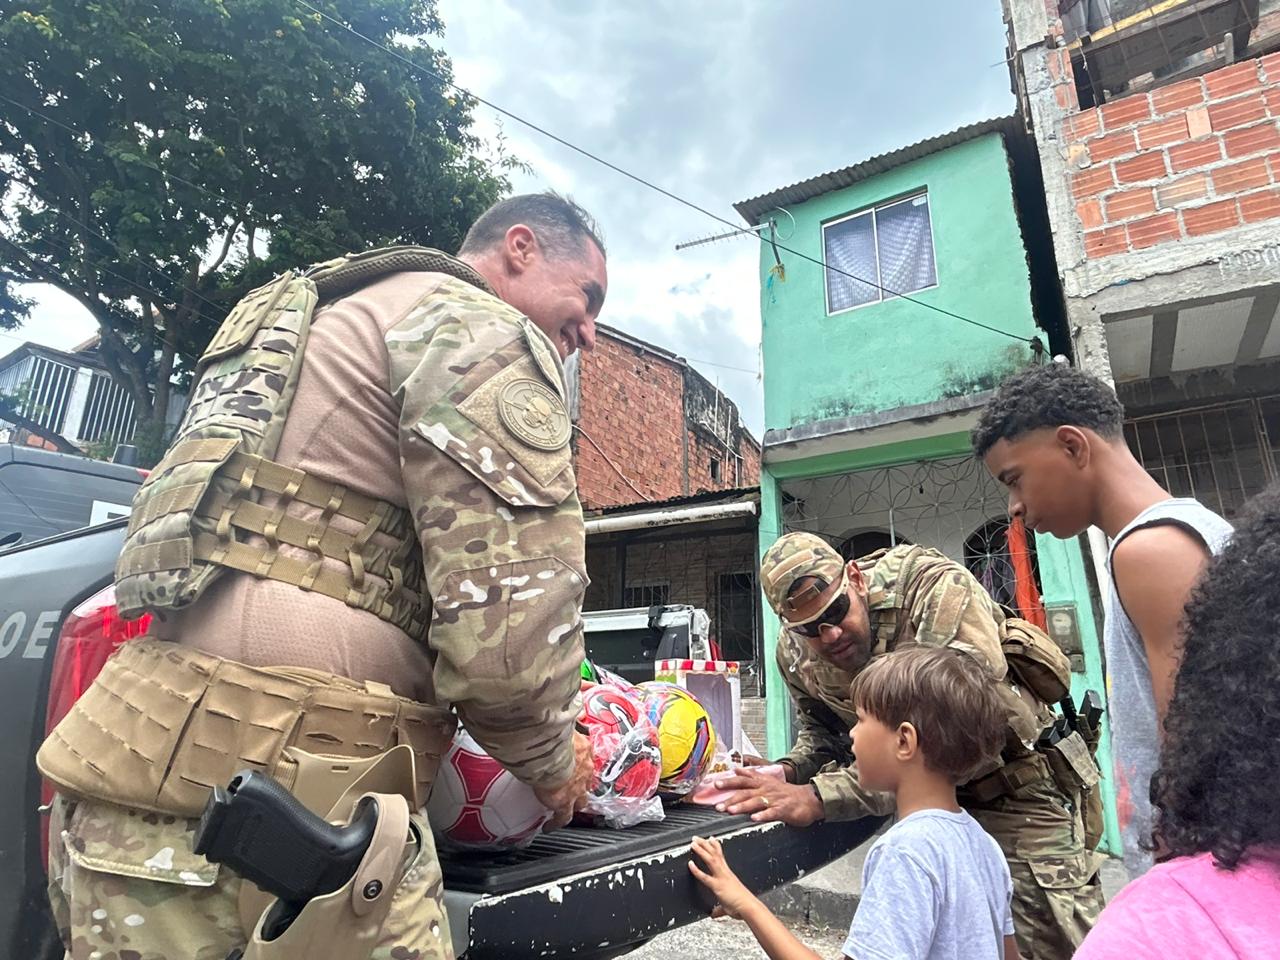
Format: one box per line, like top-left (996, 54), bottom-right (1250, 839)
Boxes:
top-left (715, 533), bottom-right (1103, 960)
top-left (39, 193), bottom-right (606, 960)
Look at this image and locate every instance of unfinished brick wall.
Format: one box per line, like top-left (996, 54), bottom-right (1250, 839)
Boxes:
top-left (573, 329), bottom-right (761, 510)
top-left (1054, 50), bottom-right (1280, 258)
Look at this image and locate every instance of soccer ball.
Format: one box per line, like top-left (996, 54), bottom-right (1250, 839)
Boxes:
top-left (427, 727), bottom-right (552, 850)
top-left (579, 684), bottom-right (662, 804)
top-left (638, 681), bottom-right (717, 797)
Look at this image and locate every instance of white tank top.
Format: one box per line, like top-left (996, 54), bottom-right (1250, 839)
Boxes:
top-left (1105, 498), bottom-right (1232, 876)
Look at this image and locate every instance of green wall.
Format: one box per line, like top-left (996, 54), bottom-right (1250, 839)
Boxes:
top-left (759, 133), bottom-right (1039, 432)
top-left (753, 136), bottom-right (1117, 851)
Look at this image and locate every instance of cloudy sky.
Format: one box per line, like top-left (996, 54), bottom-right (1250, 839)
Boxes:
top-left (11, 0), bottom-right (1015, 438)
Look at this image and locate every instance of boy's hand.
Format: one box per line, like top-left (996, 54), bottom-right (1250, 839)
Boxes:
top-left (688, 836), bottom-right (756, 920)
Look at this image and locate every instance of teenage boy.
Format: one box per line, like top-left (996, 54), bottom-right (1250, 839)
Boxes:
top-left (690, 645), bottom-right (1018, 960)
top-left (973, 362), bottom-right (1232, 874)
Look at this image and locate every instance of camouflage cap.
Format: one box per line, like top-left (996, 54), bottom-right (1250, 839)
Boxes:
top-left (760, 532), bottom-right (849, 627)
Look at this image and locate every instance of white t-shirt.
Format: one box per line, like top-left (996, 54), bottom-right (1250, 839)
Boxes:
top-left (843, 808), bottom-right (1013, 960)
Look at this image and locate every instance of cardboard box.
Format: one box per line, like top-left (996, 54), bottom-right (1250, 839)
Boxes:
top-left (654, 658), bottom-right (741, 756)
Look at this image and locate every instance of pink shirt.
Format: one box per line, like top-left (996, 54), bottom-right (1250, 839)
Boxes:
top-left (1075, 850), bottom-right (1280, 959)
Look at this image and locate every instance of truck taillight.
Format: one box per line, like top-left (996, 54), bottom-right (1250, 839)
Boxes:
top-left (44, 584), bottom-right (152, 739)
top-left (41, 585), bottom-right (150, 870)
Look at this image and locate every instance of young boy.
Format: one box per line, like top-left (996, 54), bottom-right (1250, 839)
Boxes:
top-left (972, 363), bottom-right (1231, 875)
top-left (689, 645), bottom-right (1018, 960)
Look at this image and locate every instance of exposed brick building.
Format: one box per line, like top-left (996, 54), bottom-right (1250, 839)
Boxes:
top-left (1006, 0), bottom-right (1280, 519)
top-left (568, 323), bottom-right (760, 510)
top-left (565, 324), bottom-right (765, 688)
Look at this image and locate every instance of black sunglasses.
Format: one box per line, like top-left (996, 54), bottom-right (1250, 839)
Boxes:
top-left (792, 591), bottom-right (851, 638)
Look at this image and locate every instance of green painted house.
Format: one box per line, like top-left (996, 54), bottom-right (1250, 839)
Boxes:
top-left (735, 116), bottom-right (1120, 853)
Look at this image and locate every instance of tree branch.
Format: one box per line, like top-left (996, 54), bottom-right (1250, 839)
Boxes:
top-left (203, 219), bottom-right (241, 278)
top-left (0, 399), bottom-right (80, 454)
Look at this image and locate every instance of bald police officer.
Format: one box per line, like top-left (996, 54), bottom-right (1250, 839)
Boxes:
top-left (39, 193), bottom-right (606, 960)
top-left (715, 533), bottom-right (1103, 960)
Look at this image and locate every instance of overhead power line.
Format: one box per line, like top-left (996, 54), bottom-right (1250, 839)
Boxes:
top-left (293, 0), bottom-right (1035, 346)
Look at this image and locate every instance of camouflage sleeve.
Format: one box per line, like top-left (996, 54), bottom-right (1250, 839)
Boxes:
top-left (387, 277), bottom-right (585, 790)
top-left (810, 764), bottom-right (897, 821)
top-left (904, 556), bottom-right (1009, 681)
top-left (779, 659), bottom-right (896, 820)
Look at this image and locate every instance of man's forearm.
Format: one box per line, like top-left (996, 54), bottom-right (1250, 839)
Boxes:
top-left (739, 897), bottom-right (825, 960)
top-left (811, 766), bottom-right (896, 821)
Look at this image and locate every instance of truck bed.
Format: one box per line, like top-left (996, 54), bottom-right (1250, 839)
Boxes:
top-left (2, 520), bottom-right (882, 959)
top-left (442, 805), bottom-right (881, 958)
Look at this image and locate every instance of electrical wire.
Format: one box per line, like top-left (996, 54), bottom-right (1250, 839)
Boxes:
top-left (573, 425), bottom-right (651, 502)
top-left (293, 0), bottom-right (1035, 346)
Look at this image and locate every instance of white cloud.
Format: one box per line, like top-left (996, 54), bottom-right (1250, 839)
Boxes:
top-left (13, 0), bottom-right (1014, 439)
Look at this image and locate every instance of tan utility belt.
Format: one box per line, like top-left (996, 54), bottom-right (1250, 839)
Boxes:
top-left (963, 729), bottom-right (1100, 804)
top-left (964, 752), bottom-right (1054, 804)
top-left (37, 638), bottom-right (455, 817)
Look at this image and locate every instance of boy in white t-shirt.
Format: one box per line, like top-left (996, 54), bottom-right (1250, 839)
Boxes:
top-left (690, 645), bottom-right (1019, 960)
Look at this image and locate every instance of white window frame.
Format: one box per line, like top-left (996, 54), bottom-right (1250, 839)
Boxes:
top-left (822, 191), bottom-right (939, 317)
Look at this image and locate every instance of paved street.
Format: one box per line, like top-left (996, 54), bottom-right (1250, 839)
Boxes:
top-left (628, 915), bottom-right (848, 959)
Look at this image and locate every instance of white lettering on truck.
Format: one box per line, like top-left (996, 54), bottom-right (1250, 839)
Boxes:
top-left (0, 610), bottom-right (60, 659)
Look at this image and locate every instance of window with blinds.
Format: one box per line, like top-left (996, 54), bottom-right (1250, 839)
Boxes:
top-left (822, 192), bottom-right (937, 314)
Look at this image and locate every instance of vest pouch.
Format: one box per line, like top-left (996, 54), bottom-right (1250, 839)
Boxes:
top-left (115, 272), bottom-right (317, 619)
top-left (1000, 616), bottom-right (1072, 705)
top-left (114, 431), bottom-right (243, 617)
top-left (1042, 730), bottom-right (1105, 851)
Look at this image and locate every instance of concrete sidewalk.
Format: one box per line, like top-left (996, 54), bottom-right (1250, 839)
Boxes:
top-left (764, 827), bottom-right (1130, 930)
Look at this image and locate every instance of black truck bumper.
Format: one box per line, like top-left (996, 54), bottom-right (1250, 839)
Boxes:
top-left (441, 805), bottom-right (883, 959)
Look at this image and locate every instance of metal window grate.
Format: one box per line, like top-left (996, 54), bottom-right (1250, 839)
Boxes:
top-left (1124, 396), bottom-right (1278, 518)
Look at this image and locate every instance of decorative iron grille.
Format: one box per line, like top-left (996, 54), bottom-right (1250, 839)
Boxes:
top-left (779, 454), bottom-right (1040, 607)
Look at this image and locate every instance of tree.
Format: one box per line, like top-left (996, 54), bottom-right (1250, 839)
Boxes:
top-left (0, 0), bottom-right (513, 463)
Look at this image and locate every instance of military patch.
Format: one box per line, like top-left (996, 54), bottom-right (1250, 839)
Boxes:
top-left (499, 378), bottom-right (571, 451)
top-left (455, 354), bottom-right (574, 491)
top-left (522, 319), bottom-right (566, 399)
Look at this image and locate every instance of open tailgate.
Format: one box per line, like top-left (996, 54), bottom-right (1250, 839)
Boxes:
top-left (442, 805), bottom-right (882, 958)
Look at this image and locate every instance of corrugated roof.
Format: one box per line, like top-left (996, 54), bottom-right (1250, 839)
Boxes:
top-left (733, 116), bottom-right (1021, 225)
top-left (583, 485), bottom-right (759, 519)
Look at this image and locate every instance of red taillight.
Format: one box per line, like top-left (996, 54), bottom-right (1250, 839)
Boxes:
top-left (44, 585), bottom-right (151, 738)
top-left (41, 585), bottom-right (150, 869)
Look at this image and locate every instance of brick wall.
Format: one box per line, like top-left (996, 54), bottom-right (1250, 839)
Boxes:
top-left (1055, 51), bottom-right (1280, 258)
top-left (574, 329), bottom-right (761, 509)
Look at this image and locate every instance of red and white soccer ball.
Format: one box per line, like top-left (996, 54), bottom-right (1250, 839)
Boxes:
top-left (427, 727), bottom-right (552, 850)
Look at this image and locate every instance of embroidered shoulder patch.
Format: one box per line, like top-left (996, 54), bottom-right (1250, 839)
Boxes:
top-left (498, 378), bottom-right (571, 451)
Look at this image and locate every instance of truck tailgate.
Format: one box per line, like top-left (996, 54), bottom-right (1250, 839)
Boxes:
top-left (443, 806), bottom-right (882, 958)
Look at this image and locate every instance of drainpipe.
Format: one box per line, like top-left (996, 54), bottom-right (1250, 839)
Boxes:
top-left (584, 500), bottom-right (757, 536)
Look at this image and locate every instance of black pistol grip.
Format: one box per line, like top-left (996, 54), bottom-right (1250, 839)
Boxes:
top-left (195, 770), bottom-right (379, 904)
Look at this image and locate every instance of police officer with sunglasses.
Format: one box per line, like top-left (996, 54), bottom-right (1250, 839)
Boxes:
top-left (709, 532), bottom-right (1103, 960)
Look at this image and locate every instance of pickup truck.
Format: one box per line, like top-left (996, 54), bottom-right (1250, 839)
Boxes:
top-left (0, 520), bottom-right (879, 959)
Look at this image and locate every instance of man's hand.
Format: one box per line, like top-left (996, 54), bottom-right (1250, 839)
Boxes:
top-left (688, 836), bottom-right (756, 919)
top-left (534, 731), bottom-right (593, 830)
top-left (709, 770), bottom-right (824, 826)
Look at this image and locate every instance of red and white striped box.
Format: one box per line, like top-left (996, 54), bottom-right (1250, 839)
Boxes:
top-left (655, 659), bottom-right (742, 756)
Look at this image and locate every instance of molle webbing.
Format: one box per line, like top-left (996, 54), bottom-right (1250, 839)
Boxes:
top-left (119, 442), bottom-right (425, 635)
top-left (114, 245), bottom-right (489, 629)
top-left (36, 639), bottom-right (454, 817)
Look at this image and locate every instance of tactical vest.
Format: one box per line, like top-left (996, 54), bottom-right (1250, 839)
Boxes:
top-left (861, 545), bottom-right (1063, 756)
top-left (114, 247), bottom-right (493, 636)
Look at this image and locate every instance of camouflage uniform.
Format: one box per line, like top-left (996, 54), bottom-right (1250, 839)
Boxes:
top-left (43, 264), bottom-right (588, 960)
top-left (764, 535), bottom-right (1103, 960)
